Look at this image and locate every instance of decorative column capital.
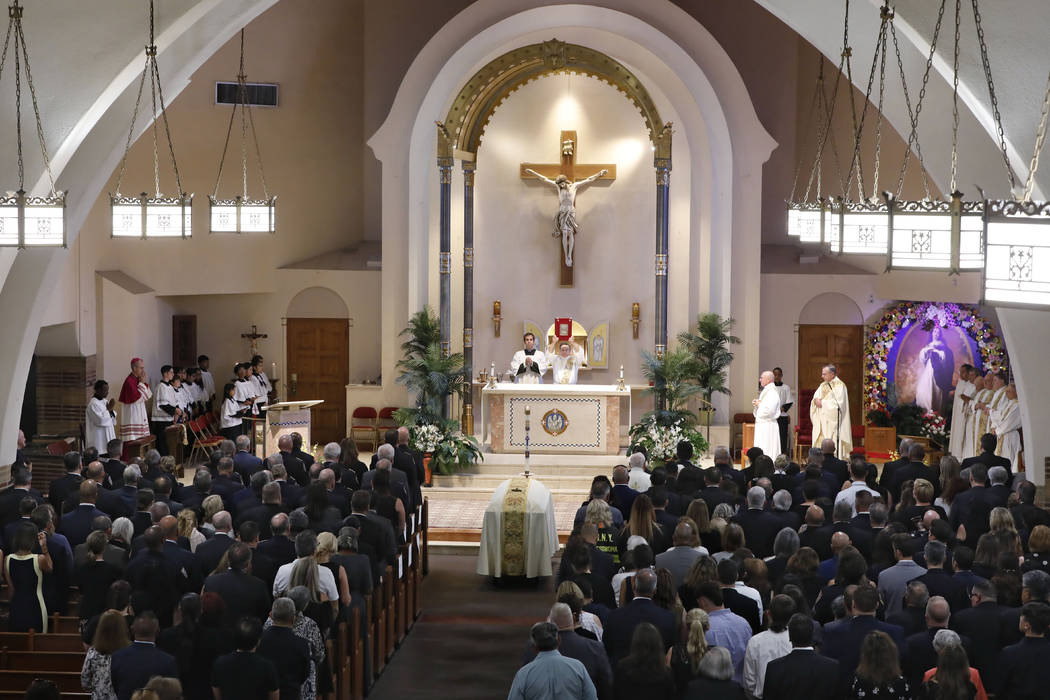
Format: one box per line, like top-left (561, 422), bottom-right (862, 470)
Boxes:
top-left (655, 254), bottom-right (668, 276)
top-left (440, 341), bottom-right (451, 358)
top-left (463, 327), bottom-right (473, 347)
top-left (439, 251), bottom-right (451, 274)
top-left (463, 160), bottom-right (476, 186)
top-left (655, 168), bottom-right (671, 186)
top-left (653, 121), bottom-right (673, 171)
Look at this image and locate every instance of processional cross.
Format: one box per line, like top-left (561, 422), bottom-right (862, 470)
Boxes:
top-left (520, 130), bottom-right (616, 287)
top-left (241, 324), bottom-right (267, 356)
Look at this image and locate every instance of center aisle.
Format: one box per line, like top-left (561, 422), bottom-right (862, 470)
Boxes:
top-left (367, 553), bottom-right (555, 699)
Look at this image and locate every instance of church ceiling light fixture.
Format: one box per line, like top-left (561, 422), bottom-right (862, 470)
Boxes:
top-left (882, 0), bottom-right (1008, 273)
top-left (0, 1), bottom-right (65, 248)
top-left (209, 29), bottom-right (275, 234)
top-left (110, 0), bottom-right (192, 239)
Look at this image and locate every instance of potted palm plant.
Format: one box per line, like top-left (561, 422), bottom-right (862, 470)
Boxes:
top-left (629, 348), bottom-right (709, 466)
top-left (678, 313), bottom-right (740, 426)
top-left (394, 307), bottom-right (481, 476)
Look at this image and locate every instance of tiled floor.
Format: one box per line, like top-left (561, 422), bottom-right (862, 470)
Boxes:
top-left (426, 494), bottom-right (580, 532)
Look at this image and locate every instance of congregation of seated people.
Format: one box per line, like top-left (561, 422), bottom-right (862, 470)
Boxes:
top-left (512, 437), bottom-right (1050, 700)
top-left (0, 425), bottom-right (424, 700)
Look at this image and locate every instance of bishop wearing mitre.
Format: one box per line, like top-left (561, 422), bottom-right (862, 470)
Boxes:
top-left (752, 371), bottom-right (782, 458)
top-left (509, 332), bottom-right (547, 384)
top-left (810, 364), bottom-right (852, 457)
top-left (991, 381), bottom-right (1022, 467)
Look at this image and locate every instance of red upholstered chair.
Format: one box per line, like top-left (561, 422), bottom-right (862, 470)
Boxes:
top-left (351, 407), bottom-right (379, 451)
top-left (794, 388), bottom-right (815, 462)
top-left (377, 406), bottom-right (399, 435)
top-left (187, 417), bottom-right (222, 465)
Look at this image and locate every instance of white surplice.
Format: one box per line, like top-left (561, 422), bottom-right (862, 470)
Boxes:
top-left (476, 477), bottom-right (558, 578)
top-left (509, 349), bottom-right (547, 384)
top-left (753, 383), bottom-right (782, 458)
top-left (199, 369), bottom-right (215, 400)
top-left (85, 397), bottom-right (116, 453)
top-left (949, 378), bottom-right (975, 458)
top-left (810, 376), bottom-right (853, 457)
top-left (991, 397), bottom-right (1022, 468)
top-left (547, 351), bottom-right (581, 385)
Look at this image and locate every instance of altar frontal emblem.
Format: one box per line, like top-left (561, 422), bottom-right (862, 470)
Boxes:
top-left (541, 408), bottom-right (569, 436)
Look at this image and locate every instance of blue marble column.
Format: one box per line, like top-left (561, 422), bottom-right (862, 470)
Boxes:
top-left (438, 155), bottom-right (453, 418)
top-left (462, 161), bottom-right (476, 433)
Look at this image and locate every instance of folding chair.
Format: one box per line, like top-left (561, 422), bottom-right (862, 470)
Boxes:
top-left (351, 407), bottom-right (379, 451)
top-left (187, 417), bottom-right (223, 465)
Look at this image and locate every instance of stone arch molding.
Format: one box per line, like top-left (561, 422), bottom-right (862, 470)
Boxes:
top-left (438, 39), bottom-right (669, 160)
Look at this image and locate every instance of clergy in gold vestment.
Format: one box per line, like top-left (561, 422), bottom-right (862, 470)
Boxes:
top-left (974, 370), bottom-right (1008, 448)
top-left (752, 371), bottom-right (782, 458)
top-left (810, 364), bottom-right (852, 458)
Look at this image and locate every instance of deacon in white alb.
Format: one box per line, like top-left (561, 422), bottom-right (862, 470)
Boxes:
top-left (752, 370), bottom-right (782, 459)
top-left (991, 382), bottom-right (1022, 467)
top-left (547, 340), bottom-right (582, 385)
top-left (509, 332), bottom-right (547, 384)
top-left (948, 363), bottom-right (976, 458)
top-left (85, 380), bottom-right (117, 454)
top-left (810, 364), bottom-right (852, 458)
top-left (772, 367), bottom-right (794, 456)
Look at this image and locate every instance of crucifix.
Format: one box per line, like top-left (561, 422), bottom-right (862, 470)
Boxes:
top-left (521, 130), bottom-right (616, 287)
top-left (241, 324), bottom-right (267, 356)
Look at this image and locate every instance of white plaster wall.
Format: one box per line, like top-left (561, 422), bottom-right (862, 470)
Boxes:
top-left (998, 308), bottom-right (1049, 486)
top-left (465, 73), bottom-right (674, 385)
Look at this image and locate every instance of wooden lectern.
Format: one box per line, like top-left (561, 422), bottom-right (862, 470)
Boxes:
top-left (256, 400), bottom-right (324, 458)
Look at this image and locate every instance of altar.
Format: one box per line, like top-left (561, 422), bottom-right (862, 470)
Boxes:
top-left (482, 383), bottom-right (627, 455)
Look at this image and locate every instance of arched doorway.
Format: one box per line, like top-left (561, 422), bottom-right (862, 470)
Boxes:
top-left (286, 287), bottom-right (350, 446)
top-left (797, 292), bottom-right (865, 431)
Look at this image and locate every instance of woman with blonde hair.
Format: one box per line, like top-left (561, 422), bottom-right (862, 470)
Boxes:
top-left (556, 580), bottom-right (603, 639)
top-left (200, 494), bottom-right (225, 535)
top-left (1022, 524), bottom-right (1050, 575)
top-left (667, 607), bottom-right (709, 692)
top-left (585, 498), bottom-right (620, 564)
top-left (617, 494), bottom-right (668, 556)
top-left (81, 609), bottom-right (130, 700)
top-left (176, 508), bottom-right (205, 552)
top-left (314, 531), bottom-right (351, 609)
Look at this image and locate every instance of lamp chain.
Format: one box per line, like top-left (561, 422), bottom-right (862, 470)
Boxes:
top-left (871, 4), bottom-right (891, 202)
top-left (949, 0), bottom-right (961, 194)
top-left (212, 29), bottom-right (269, 202)
top-left (1022, 68), bottom-right (1050, 201)
top-left (971, 0), bottom-right (1018, 189)
top-left (789, 60), bottom-right (823, 203)
top-left (844, 10), bottom-right (890, 202)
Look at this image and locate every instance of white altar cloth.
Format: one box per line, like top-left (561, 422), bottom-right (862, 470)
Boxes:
top-left (476, 477), bottom-right (558, 578)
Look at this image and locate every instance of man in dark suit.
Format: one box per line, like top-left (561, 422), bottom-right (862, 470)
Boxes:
top-left (319, 467), bottom-right (350, 517)
top-left (278, 434), bottom-right (309, 486)
top-left (673, 440), bottom-right (705, 497)
top-left (58, 480), bottom-right (107, 548)
top-left (949, 463), bottom-right (996, 548)
top-left (116, 466), bottom-right (141, 516)
top-left (395, 426), bottom-right (423, 511)
top-left (763, 613), bottom-right (839, 700)
top-left (717, 558), bottom-right (761, 633)
top-left (103, 438), bottom-right (127, 488)
top-left (178, 468), bottom-right (212, 512)
top-left (878, 438), bottom-right (913, 502)
top-left (819, 439), bottom-right (849, 489)
top-left (890, 443), bottom-right (940, 503)
top-left (236, 481), bottom-right (286, 538)
top-left (602, 569), bottom-right (676, 663)
top-left (0, 467), bottom-right (43, 525)
top-left (993, 601), bottom-right (1050, 699)
top-left (232, 434), bottom-right (264, 483)
top-left (912, 541), bottom-right (969, 613)
top-left (257, 512), bottom-right (297, 567)
top-left (195, 511), bottom-right (236, 576)
top-left (361, 453), bottom-right (410, 506)
top-left (901, 596), bottom-right (972, 688)
top-left (124, 528), bottom-right (186, 627)
top-left (821, 584), bottom-right (905, 692)
top-left (769, 489), bottom-right (801, 532)
top-left (202, 541), bottom-right (272, 626)
top-left (210, 457), bottom-right (243, 510)
top-left (267, 458), bottom-right (303, 510)
top-left (610, 466), bottom-right (639, 519)
top-left (650, 489), bottom-right (680, 536)
top-left (150, 476), bottom-right (182, 516)
top-left (48, 451), bottom-right (84, 514)
top-left (950, 579), bottom-right (1004, 689)
top-left (109, 612), bottom-right (179, 700)
top-left (961, 432), bottom-right (1013, 482)
top-left (522, 602), bottom-right (613, 699)
top-left (986, 466), bottom-right (1012, 508)
top-left (344, 490), bottom-right (397, 571)
top-left (699, 467), bottom-right (735, 512)
top-left (131, 489), bottom-right (155, 538)
top-left (290, 431), bottom-right (315, 472)
top-left (1012, 481), bottom-right (1050, 533)
top-left (712, 446), bottom-right (747, 493)
top-left (257, 597), bottom-right (312, 699)
top-left (732, 486), bottom-right (781, 558)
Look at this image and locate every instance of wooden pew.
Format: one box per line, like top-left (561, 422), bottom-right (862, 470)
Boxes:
top-left (0, 632), bottom-right (82, 652)
top-left (0, 670), bottom-right (82, 692)
top-left (0, 693), bottom-right (89, 699)
top-left (0, 650), bottom-right (85, 672)
top-left (350, 607), bottom-right (364, 700)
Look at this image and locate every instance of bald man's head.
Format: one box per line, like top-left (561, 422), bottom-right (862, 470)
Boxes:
top-left (612, 466), bottom-right (629, 484)
top-left (926, 596), bottom-right (950, 627)
top-left (397, 426), bottom-right (410, 445)
top-left (548, 602), bottom-right (574, 631)
top-left (278, 435), bottom-right (292, 452)
top-left (79, 479), bottom-right (98, 503)
top-left (159, 515), bottom-right (178, 539)
top-left (805, 505), bottom-right (825, 527)
top-left (821, 438), bottom-right (836, 454)
top-left (830, 531), bottom-right (851, 555)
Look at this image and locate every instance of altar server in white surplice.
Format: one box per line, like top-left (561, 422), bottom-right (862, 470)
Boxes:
top-left (992, 382), bottom-right (1022, 468)
top-left (547, 340), bottom-right (581, 385)
top-left (85, 380), bottom-right (117, 454)
top-left (810, 364), bottom-right (852, 458)
top-left (949, 363), bottom-right (976, 458)
top-left (752, 371), bottom-right (782, 458)
top-left (509, 332), bottom-right (547, 384)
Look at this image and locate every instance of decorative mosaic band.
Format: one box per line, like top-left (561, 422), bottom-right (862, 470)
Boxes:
top-left (438, 160), bottom-right (453, 184)
top-left (440, 341), bottom-right (450, 358)
top-left (655, 344), bottom-right (666, 359)
top-left (439, 252), bottom-right (451, 274)
top-left (655, 254), bottom-right (668, 276)
top-left (656, 167), bottom-right (671, 185)
top-left (463, 247), bottom-right (474, 268)
top-left (463, 327), bottom-right (473, 347)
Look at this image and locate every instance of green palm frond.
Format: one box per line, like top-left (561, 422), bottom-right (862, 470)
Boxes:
top-left (399, 307), bottom-right (441, 359)
top-left (677, 312), bottom-right (740, 401)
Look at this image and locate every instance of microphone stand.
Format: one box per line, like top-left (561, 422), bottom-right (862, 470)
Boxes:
top-left (835, 404), bottom-right (842, 459)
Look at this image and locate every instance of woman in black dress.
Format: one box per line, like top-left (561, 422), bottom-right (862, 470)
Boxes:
top-left (613, 622), bottom-right (676, 699)
top-left (4, 521), bottom-right (52, 632)
top-left (372, 468), bottom-right (406, 544)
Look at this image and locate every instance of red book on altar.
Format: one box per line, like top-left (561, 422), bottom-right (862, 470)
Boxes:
top-left (554, 317), bottom-right (573, 340)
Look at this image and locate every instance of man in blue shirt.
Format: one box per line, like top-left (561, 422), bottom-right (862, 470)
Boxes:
top-left (509, 621), bottom-right (597, 700)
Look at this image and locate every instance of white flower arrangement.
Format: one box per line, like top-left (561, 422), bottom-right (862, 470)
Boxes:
top-left (630, 414), bottom-right (708, 464)
top-left (411, 423), bottom-right (443, 453)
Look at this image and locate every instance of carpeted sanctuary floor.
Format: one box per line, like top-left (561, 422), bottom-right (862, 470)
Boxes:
top-left (367, 553), bottom-right (556, 699)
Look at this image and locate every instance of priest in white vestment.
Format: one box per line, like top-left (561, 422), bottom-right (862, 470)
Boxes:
top-left (752, 371), bottom-right (782, 458)
top-left (476, 476), bottom-right (558, 578)
top-left (965, 374), bottom-right (989, 456)
top-left (85, 380), bottom-right (117, 454)
top-left (810, 364), bottom-right (852, 457)
top-left (975, 371), bottom-right (1008, 445)
top-left (509, 332), bottom-right (547, 384)
top-left (949, 364), bottom-right (976, 458)
top-left (547, 340), bottom-right (582, 385)
top-left (991, 382), bottom-right (1022, 467)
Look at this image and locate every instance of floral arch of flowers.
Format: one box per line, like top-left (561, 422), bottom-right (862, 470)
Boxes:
top-left (863, 301), bottom-right (1008, 415)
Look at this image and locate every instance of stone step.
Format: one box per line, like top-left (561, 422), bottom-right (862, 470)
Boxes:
top-left (467, 463), bottom-right (615, 477)
top-left (424, 485), bottom-right (589, 500)
top-left (433, 472), bottom-right (596, 489)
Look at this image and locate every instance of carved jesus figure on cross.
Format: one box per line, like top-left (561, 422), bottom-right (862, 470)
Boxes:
top-left (523, 167), bottom-right (607, 267)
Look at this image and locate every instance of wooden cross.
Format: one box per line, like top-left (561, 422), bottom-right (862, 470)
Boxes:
top-left (241, 324), bottom-right (267, 356)
top-left (520, 130), bottom-right (616, 287)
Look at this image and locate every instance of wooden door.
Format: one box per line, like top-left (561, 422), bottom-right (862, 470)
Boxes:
top-left (172, 315), bottom-right (197, 368)
top-left (797, 325), bottom-right (863, 428)
top-left (286, 318), bottom-right (349, 446)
